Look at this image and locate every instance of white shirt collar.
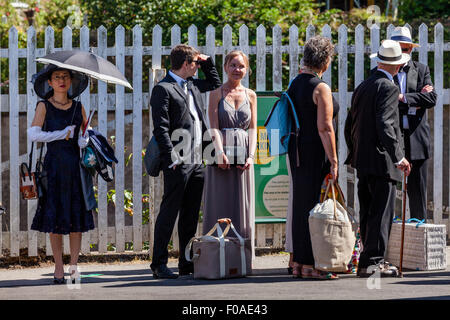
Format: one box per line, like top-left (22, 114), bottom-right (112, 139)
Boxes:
top-left (377, 68), bottom-right (394, 81)
top-left (168, 70), bottom-right (186, 88)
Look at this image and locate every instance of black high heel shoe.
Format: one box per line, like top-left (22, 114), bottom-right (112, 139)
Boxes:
top-left (53, 277), bottom-right (65, 284)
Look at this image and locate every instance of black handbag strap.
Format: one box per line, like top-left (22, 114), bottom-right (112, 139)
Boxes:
top-left (30, 101), bottom-right (48, 172)
top-left (20, 162), bottom-right (33, 181)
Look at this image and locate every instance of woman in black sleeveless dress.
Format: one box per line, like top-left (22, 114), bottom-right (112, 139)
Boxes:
top-left (28, 65), bottom-right (94, 284)
top-left (287, 36), bottom-right (340, 280)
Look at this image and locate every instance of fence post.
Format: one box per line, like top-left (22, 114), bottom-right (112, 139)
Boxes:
top-left (27, 26), bottom-right (38, 257)
top-left (418, 23), bottom-right (428, 66)
top-left (433, 23), bottom-right (444, 224)
top-left (9, 27), bottom-right (20, 257)
top-left (62, 26), bottom-right (73, 255)
top-left (322, 24), bottom-right (332, 87)
top-left (289, 25), bottom-right (299, 82)
top-left (205, 25), bottom-right (216, 64)
top-left (386, 23), bottom-right (396, 40)
top-left (115, 25), bottom-right (126, 253)
top-left (370, 24), bottom-right (380, 69)
top-left (44, 26), bottom-right (54, 256)
top-left (239, 25), bottom-right (250, 88)
top-left (171, 24), bottom-right (181, 47)
top-left (97, 25), bottom-right (108, 253)
top-left (152, 25), bottom-right (162, 70)
top-left (338, 24), bottom-right (348, 199)
top-left (306, 24), bottom-right (315, 41)
top-left (256, 25), bottom-right (266, 92)
top-left (223, 24), bottom-right (233, 83)
top-left (188, 24), bottom-right (198, 49)
top-left (133, 25), bottom-right (143, 252)
top-left (205, 25), bottom-right (216, 126)
top-left (170, 25), bottom-right (181, 253)
top-left (353, 24), bottom-right (365, 221)
top-left (272, 25), bottom-right (282, 91)
top-left (150, 25), bottom-right (163, 257)
top-left (80, 25), bottom-right (91, 254)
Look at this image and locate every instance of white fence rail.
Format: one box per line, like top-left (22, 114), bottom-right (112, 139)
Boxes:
top-left (0, 23), bottom-right (449, 257)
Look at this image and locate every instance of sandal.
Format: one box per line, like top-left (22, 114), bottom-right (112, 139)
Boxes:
top-left (287, 253), bottom-right (294, 275)
top-left (310, 269), bottom-right (339, 280)
top-left (300, 266), bottom-right (314, 279)
top-left (292, 263), bottom-right (303, 278)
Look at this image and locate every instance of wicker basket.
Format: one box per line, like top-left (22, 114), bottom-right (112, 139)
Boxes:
top-left (386, 222), bottom-right (447, 271)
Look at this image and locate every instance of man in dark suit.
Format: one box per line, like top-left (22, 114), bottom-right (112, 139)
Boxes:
top-left (390, 27), bottom-right (437, 221)
top-left (150, 44), bottom-right (221, 279)
top-left (345, 40), bottom-right (411, 277)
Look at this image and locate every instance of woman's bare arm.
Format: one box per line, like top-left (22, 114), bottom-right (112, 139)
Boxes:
top-left (314, 82), bottom-right (338, 180)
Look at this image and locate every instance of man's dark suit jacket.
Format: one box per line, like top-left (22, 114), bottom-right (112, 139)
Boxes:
top-left (345, 70), bottom-right (404, 182)
top-left (370, 61), bottom-right (437, 160)
top-left (150, 58), bottom-right (221, 168)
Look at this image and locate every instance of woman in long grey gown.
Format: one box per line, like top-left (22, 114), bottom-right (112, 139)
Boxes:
top-left (203, 50), bottom-right (257, 263)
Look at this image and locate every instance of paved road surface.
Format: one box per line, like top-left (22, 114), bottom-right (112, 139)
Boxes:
top-left (0, 251), bottom-right (449, 301)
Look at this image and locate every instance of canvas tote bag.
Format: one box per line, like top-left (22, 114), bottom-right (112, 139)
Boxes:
top-left (308, 180), bottom-right (356, 272)
top-left (185, 218), bottom-right (252, 279)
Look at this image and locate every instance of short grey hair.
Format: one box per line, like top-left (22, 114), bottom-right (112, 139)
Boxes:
top-left (303, 36), bottom-right (335, 70)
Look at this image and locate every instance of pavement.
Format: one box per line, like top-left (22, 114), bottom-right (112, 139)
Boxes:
top-left (0, 250), bottom-right (449, 301)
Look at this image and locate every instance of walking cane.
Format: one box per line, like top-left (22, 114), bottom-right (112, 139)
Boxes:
top-left (398, 172), bottom-right (408, 277)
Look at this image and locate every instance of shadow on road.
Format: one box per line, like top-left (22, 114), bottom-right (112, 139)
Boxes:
top-left (0, 267), bottom-right (356, 288)
top-left (396, 295), bottom-right (450, 300)
top-left (2, 267), bottom-right (446, 289)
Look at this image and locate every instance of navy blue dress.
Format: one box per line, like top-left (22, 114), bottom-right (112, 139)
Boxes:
top-left (31, 100), bottom-right (95, 235)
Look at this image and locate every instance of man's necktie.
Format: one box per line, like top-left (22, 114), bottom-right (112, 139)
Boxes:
top-left (182, 80), bottom-right (200, 163)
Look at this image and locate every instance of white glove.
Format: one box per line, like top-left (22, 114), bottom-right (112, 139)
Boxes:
top-left (78, 135), bottom-right (89, 149)
top-left (27, 125), bottom-right (76, 143)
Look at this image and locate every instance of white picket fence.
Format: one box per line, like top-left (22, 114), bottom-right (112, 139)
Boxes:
top-left (0, 23), bottom-right (449, 257)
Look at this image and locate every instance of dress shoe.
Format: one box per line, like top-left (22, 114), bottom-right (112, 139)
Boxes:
top-left (357, 261), bottom-right (399, 278)
top-left (178, 263), bottom-right (194, 276)
top-left (53, 277), bottom-right (65, 284)
top-left (151, 264), bottom-right (178, 279)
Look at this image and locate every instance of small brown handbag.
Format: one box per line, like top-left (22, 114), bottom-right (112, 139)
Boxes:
top-left (20, 162), bottom-right (38, 200)
top-left (20, 139), bottom-right (45, 200)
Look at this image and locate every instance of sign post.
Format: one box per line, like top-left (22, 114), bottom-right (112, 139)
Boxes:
top-left (255, 93), bottom-right (290, 221)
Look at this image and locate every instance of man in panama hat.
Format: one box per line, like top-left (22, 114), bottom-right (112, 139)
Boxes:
top-left (390, 26), bottom-right (437, 222)
top-left (345, 39), bottom-right (412, 277)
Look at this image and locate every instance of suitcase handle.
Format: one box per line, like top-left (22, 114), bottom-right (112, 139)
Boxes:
top-left (217, 218), bottom-right (231, 224)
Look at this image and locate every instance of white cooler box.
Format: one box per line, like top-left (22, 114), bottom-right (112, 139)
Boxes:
top-left (386, 221), bottom-right (447, 271)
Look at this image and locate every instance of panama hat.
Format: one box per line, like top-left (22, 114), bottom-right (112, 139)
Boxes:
top-left (31, 63), bottom-right (88, 100)
top-left (369, 40), bottom-right (410, 65)
top-left (390, 27), bottom-right (420, 48)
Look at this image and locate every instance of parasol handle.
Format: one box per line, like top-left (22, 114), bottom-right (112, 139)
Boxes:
top-left (83, 110), bottom-right (94, 137)
top-left (65, 130), bottom-right (71, 141)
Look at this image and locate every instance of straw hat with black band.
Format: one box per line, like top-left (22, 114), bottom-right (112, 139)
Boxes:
top-left (369, 39), bottom-right (410, 66)
top-left (32, 63), bottom-right (89, 100)
top-left (390, 27), bottom-right (420, 48)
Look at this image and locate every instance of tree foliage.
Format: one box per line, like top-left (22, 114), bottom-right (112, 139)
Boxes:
top-left (80, 0), bottom-right (344, 44)
top-left (399, 0), bottom-right (449, 22)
